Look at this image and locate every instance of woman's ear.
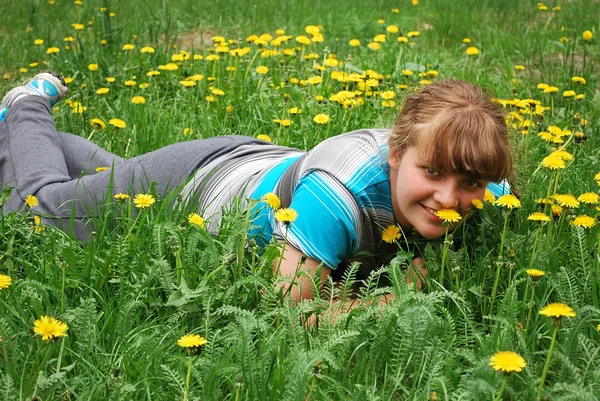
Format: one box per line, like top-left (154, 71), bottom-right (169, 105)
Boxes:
top-left (388, 148), bottom-right (402, 170)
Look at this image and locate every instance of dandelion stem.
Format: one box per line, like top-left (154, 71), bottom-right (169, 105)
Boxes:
top-left (494, 375), bottom-right (508, 401)
top-left (275, 225), bottom-right (290, 277)
top-left (525, 285), bottom-right (536, 331)
top-left (537, 325), bottom-right (558, 400)
top-left (183, 356), bottom-right (194, 401)
top-left (490, 212), bottom-right (509, 315)
top-left (439, 226), bottom-right (450, 288)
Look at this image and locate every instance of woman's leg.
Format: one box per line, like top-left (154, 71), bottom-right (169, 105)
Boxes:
top-left (56, 131), bottom-right (124, 178)
top-left (0, 95), bottom-right (265, 239)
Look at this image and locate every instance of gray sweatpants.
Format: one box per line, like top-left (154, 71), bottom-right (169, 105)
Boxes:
top-left (0, 96), bottom-right (265, 240)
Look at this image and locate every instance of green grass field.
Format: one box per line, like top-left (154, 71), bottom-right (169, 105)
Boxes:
top-left (0, 0), bottom-right (599, 400)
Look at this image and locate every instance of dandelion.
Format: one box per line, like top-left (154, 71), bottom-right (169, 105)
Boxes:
top-left (121, 43), bottom-right (135, 51)
top-left (578, 192), bottom-right (598, 205)
top-left (527, 212), bottom-right (550, 222)
top-left (435, 209), bottom-right (462, 224)
top-left (256, 134), bottom-right (272, 142)
top-left (572, 76), bottom-right (586, 84)
top-left (88, 63), bottom-right (99, 71)
top-left (178, 333), bottom-right (207, 349)
top-left (537, 301), bottom-right (576, 398)
top-left (255, 66), bottom-right (269, 75)
top-left (114, 193), bottom-right (130, 201)
top-left (124, 80), bottom-right (136, 87)
top-left (540, 154), bottom-right (565, 170)
top-left (34, 39), bottom-right (44, 45)
top-left (483, 189), bottom-right (496, 202)
top-left (562, 90), bottom-right (576, 98)
top-left (471, 199), bottom-right (484, 210)
top-left (141, 46), bottom-right (155, 53)
top-left (382, 225), bottom-right (402, 243)
top-left (46, 47), bottom-right (60, 54)
top-left (553, 194), bottom-right (579, 208)
top-left (96, 88), bottom-right (109, 95)
top-left (465, 46), bottom-right (479, 56)
top-left (262, 192), bottom-right (281, 210)
top-left (367, 42), bottom-right (381, 50)
top-left (273, 118), bottom-right (291, 127)
top-left (489, 351), bottom-right (526, 373)
top-left (25, 195), bottom-right (38, 208)
top-left (95, 167), bottom-right (109, 172)
top-left (288, 107), bottom-right (302, 115)
top-left (526, 269), bottom-right (545, 279)
top-left (407, 31), bottom-right (420, 37)
top-left (0, 274), bottom-right (12, 290)
top-left (494, 194), bottom-right (521, 209)
top-left (274, 207), bottom-right (298, 224)
top-left (90, 118), bottom-right (106, 130)
top-left (543, 86), bottom-right (559, 94)
top-left (109, 118), bottom-right (126, 129)
top-left (571, 215), bottom-right (596, 229)
top-left (582, 30), bottom-right (593, 41)
top-left (133, 193), bottom-right (155, 208)
top-left (33, 316), bottom-right (69, 341)
top-left (131, 96), bottom-right (146, 104)
top-left (349, 39), bottom-right (360, 47)
top-left (313, 114), bottom-right (330, 124)
top-left (187, 213), bottom-right (206, 229)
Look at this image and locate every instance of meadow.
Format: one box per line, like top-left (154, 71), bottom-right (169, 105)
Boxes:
top-left (0, 0), bottom-right (599, 399)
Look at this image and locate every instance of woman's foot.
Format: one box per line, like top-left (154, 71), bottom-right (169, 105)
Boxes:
top-left (0, 71), bottom-right (68, 121)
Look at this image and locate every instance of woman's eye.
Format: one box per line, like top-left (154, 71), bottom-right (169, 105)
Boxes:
top-left (465, 179), bottom-right (480, 188)
top-left (426, 167), bottom-right (440, 176)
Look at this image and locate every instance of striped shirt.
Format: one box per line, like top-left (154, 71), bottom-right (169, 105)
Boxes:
top-left (182, 128), bottom-right (509, 270)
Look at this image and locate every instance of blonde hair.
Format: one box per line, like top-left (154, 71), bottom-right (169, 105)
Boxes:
top-left (389, 80), bottom-right (512, 182)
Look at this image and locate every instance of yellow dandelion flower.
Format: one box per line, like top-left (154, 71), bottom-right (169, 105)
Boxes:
top-left (571, 76), bottom-right (586, 84)
top-left (88, 63), bottom-right (99, 71)
top-left (577, 192), bottom-right (598, 204)
top-left (255, 66), bottom-right (269, 75)
top-left (187, 213), bottom-right (206, 229)
top-left (489, 351), bottom-right (526, 373)
top-left (465, 46), bottom-right (479, 56)
top-left (0, 274), bottom-right (12, 290)
top-left (483, 189), bottom-right (496, 203)
top-left (494, 194), bottom-right (521, 209)
top-left (381, 100), bottom-right (396, 107)
top-left (407, 31), bottom-right (420, 37)
top-left (131, 96), bottom-right (146, 104)
top-left (25, 194), bottom-right (38, 208)
top-left (262, 192), bottom-right (281, 210)
top-left (95, 167), bottom-right (109, 172)
top-left (122, 43), bottom-right (135, 51)
top-left (552, 205), bottom-right (563, 217)
top-left (177, 333), bottom-right (207, 348)
top-left (526, 269), bottom-right (545, 279)
top-left (553, 194), bottom-right (579, 208)
top-left (274, 207), bottom-right (298, 224)
top-left (582, 30), bottom-right (593, 41)
top-left (133, 193), bottom-right (155, 209)
top-left (114, 193), bottom-right (130, 202)
top-left (563, 90), bottom-right (576, 98)
top-left (33, 316), bottom-right (69, 341)
top-left (543, 86), bottom-right (559, 94)
top-left (539, 302), bottom-right (576, 318)
top-left (90, 118), bottom-right (106, 130)
top-left (141, 46), bottom-right (155, 53)
top-left (349, 39), bottom-right (360, 47)
top-left (435, 209), bottom-right (462, 224)
top-left (34, 39), bottom-right (44, 45)
top-left (527, 212), bottom-right (550, 222)
top-left (109, 118), bottom-right (126, 129)
top-left (540, 154), bottom-right (565, 170)
top-left (571, 215), bottom-right (596, 229)
top-left (367, 42), bottom-right (381, 51)
top-left (313, 114), bottom-right (330, 124)
top-left (471, 199), bottom-right (484, 210)
top-left (256, 134), bottom-right (272, 142)
top-left (46, 47), bottom-right (60, 54)
top-left (124, 80), bottom-right (136, 87)
top-left (96, 87), bottom-right (109, 95)
top-left (273, 118), bottom-right (291, 127)
top-left (382, 224), bottom-right (402, 243)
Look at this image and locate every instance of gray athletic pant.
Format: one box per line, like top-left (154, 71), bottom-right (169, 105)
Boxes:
top-left (0, 96), bottom-right (264, 240)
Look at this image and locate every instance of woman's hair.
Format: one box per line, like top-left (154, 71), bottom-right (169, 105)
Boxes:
top-left (389, 80), bottom-right (513, 182)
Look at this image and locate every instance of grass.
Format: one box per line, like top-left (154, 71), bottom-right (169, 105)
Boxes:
top-left (0, 0), bottom-right (599, 400)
